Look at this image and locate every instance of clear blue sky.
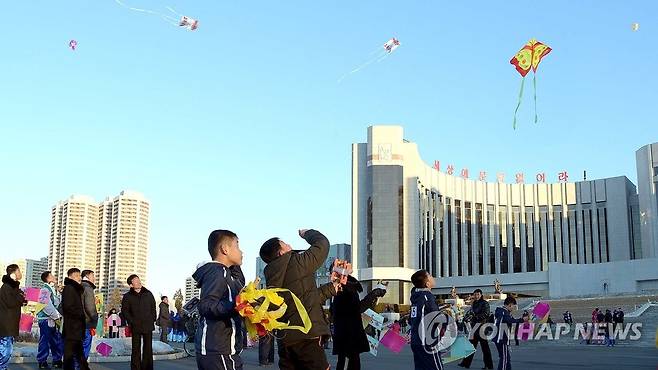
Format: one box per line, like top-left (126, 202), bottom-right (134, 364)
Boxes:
top-left (1, 1), bottom-right (656, 299)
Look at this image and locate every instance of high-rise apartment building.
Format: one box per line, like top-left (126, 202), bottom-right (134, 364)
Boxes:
top-left (48, 191), bottom-right (150, 299)
top-left (185, 276), bottom-right (200, 302)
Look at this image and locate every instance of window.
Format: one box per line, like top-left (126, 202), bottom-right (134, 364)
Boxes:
top-left (476, 203), bottom-right (484, 275)
top-left (447, 198), bottom-right (453, 276)
top-left (553, 206), bottom-right (563, 263)
top-left (465, 201), bottom-right (472, 276)
top-left (512, 207), bottom-right (521, 273)
top-left (525, 207), bottom-right (535, 272)
top-left (456, 200), bottom-right (462, 276)
top-left (487, 205), bottom-right (496, 274)
top-left (499, 206), bottom-right (508, 273)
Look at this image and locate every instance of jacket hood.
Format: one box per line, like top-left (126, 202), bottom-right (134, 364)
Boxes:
top-left (64, 277), bottom-right (84, 292)
top-left (262, 251), bottom-right (293, 287)
top-left (192, 261), bottom-right (228, 288)
top-left (1, 274), bottom-right (20, 289)
top-left (410, 288), bottom-right (434, 305)
top-left (82, 279), bottom-right (96, 290)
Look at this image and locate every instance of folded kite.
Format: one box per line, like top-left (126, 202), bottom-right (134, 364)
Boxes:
top-left (235, 279), bottom-right (312, 340)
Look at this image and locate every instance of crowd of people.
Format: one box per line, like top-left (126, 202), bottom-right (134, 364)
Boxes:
top-left (0, 228), bottom-right (635, 370)
top-left (0, 264), bottom-right (159, 370)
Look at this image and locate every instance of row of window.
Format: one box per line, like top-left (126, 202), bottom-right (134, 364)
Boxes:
top-left (418, 192), bottom-right (611, 277)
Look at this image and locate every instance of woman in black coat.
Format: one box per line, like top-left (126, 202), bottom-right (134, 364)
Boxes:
top-left (330, 276), bottom-right (386, 370)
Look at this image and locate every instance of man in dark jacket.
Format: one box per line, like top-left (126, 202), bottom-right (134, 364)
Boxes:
top-left (158, 296), bottom-right (171, 343)
top-left (194, 229), bottom-right (245, 370)
top-left (492, 297), bottom-right (528, 370)
top-left (61, 268), bottom-right (89, 370)
top-left (0, 264), bottom-right (26, 370)
top-left (459, 289), bottom-right (493, 369)
top-left (122, 274), bottom-right (156, 370)
top-left (80, 270), bottom-right (98, 361)
top-left (259, 229), bottom-right (339, 370)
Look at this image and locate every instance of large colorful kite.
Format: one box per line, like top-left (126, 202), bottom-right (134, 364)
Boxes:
top-left (510, 38), bottom-right (552, 129)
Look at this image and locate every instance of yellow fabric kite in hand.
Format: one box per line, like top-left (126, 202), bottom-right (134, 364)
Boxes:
top-left (235, 278), bottom-right (312, 340)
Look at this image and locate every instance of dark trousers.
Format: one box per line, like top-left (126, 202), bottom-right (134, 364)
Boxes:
top-left (336, 352), bottom-right (361, 370)
top-left (37, 320), bottom-right (63, 364)
top-left (197, 354), bottom-right (243, 370)
top-left (410, 345), bottom-right (444, 370)
top-left (278, 338), bottom-right (330, 370)
top-left (459, 331), bottom-right (493, 369)
top-left (160, 325), bottom-right (169, 343)
top-left (258, 335), bottom-right (275, 365)
top-left (63, 340), bottom-right (89, 370)
top-left (131, 332), bottom-right (153, 370)
top-left (494, 341), bottom-right (511, 370)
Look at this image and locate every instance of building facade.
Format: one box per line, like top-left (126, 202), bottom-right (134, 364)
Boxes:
top-left (49, 195), bottom-right (99, 286)
top-left (352, 126), bottom-right (658, 303)
top-left (0, 257), bottom-right (48, 287)
top-left (48, 191), bottom-right (150, 299)
top-left (185, 276), bottom-right (201, 302)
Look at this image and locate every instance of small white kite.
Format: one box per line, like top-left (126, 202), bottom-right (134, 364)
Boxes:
top-left (338, 37), bottom-right (401, 83)
top-left (179, 16), bottom-right (199, 31)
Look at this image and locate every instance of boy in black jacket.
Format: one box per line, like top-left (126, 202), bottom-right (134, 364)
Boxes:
top-left (492, 297), bottom-right (528, 370)
top-left (121, 274), bottom-right (157, 370)
top-left (61, 268), bottom-right (89, 370)
top-left (194, 229), bottom-right (245, 370)
top-left (259, 229), bottom-right (339, 370)
top-left (0, 264), bottom-right (26, 370)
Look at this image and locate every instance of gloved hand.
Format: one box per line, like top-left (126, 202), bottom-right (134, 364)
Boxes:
top-left (371, 288), bottom-right (387, 298)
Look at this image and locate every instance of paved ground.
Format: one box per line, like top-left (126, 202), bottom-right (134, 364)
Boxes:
top-left (12, 341), bottom-right (658, 370)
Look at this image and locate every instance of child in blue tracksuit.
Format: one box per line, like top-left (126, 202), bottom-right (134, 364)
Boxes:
top-left (194, 229), bottom-right (245, 370)
top-left (492, 297), bottom-right (528, 370)
top-left (409, 270), bottom-right (445, 370)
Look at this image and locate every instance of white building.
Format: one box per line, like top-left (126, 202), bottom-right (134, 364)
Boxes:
top-left (352, 125), bottom-right (658, 303)
top-left (49, 195), bottom-right (99, 286)
top-left (48, 191), bottom-right (150, 299)
top-left (185, 276), bottom-right (201, 302)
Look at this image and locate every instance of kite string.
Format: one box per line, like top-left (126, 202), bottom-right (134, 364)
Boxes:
top-left (114, 0), bottom-right (180, 26)
top-left (533, 73), bottom-right (538, 124)
top-left (337, 50), bottom-right (388, 83)
top-left (513, 76), bottom-right (526, 130)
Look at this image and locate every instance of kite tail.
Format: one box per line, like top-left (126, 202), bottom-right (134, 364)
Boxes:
top-left (513, 76), bottom-right (526, 129)
top-left (533, 73), bottom-right (538, 124)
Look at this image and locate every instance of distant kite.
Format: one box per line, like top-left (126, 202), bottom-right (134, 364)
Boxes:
top-left (338, 37), bottom-right (401, 83)
top-left (114, 0), bottom-right (198, 30)
top-left (69, 40), bottom-right (77, 51)
top-left (510, 38), bottom-right (552, 129)
top-left (631, 23), bottom-right (639, 31)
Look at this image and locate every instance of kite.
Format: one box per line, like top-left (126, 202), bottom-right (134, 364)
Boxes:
top-left (235, 278), bottom-right (312, 340)
top-left (510, 38), bottom-right (552, 129)
top-left (179, 16), bottom-right (199, 31)
top-left (338, 37), bottom-right (401, 83)
top-left (69, 40), bottom-right (77, 51)
top-left (113, 0), bottom-right (198, 30)
top-left (632, 23), bottom-right (640, 31)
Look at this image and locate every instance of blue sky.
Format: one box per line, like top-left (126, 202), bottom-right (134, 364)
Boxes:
top-left (1, 1), bottom-right (657, 299)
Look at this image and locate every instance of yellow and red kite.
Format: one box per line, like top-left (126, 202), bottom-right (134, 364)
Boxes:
top-left (510, 38), bottom-right (552, 129)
